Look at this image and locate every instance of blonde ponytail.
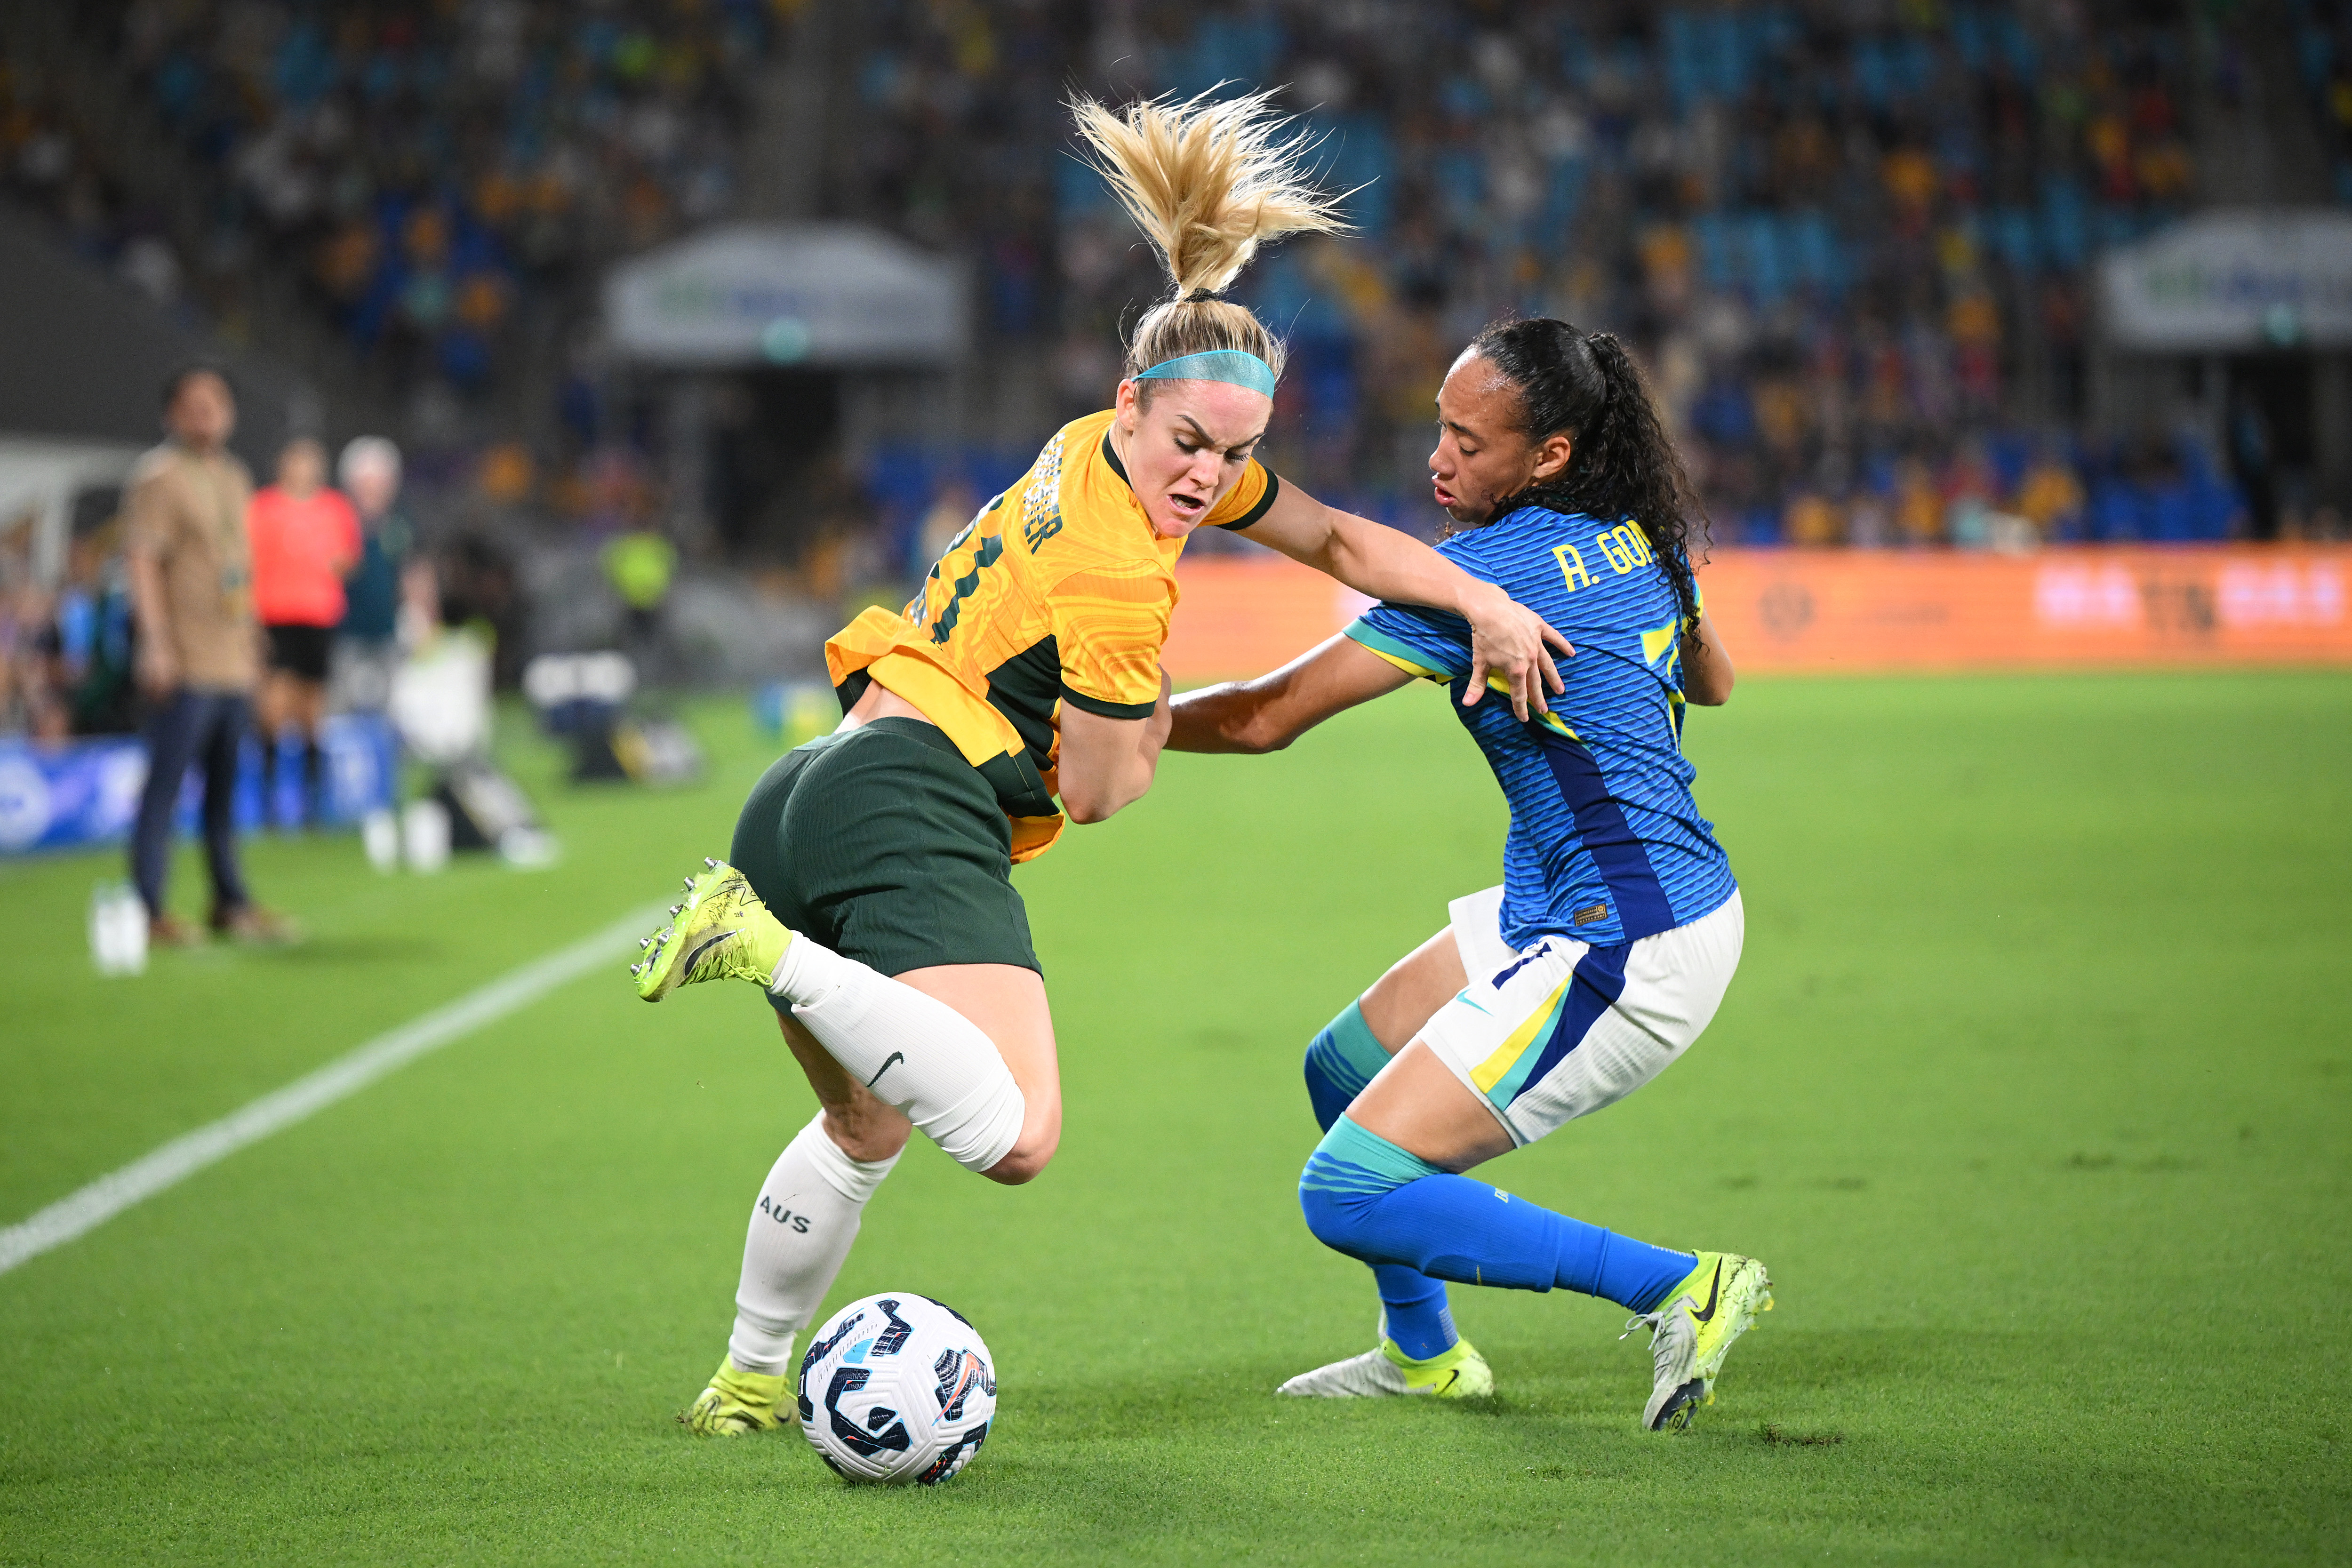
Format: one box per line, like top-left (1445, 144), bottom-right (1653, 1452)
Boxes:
top-left (1069, 88), bottom-right (1350, 387)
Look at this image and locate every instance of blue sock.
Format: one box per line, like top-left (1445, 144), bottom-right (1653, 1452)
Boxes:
top-left (1302, 1000), bottom-right (1390, 1132)
top-left (1372, 1265), bottom-right (1457, 1360)
top-left (1299, 1117), bottom-right (1698, 1314)
top-left (1304, 1003), bottom-right (1460, 1357)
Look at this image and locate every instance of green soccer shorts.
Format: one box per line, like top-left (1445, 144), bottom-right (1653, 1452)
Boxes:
top-left (729, 716), bottom-right (1041, 984)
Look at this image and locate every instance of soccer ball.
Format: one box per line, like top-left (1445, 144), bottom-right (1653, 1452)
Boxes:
top-left (797, 1292), bottom-right (996, 1485)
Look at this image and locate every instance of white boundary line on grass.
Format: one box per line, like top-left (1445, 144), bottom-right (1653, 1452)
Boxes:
top-left (0, 901), bottom-right (667, 1278)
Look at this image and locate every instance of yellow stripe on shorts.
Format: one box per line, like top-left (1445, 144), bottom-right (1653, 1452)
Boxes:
top-left (1467, 974), bottom-right (1574, 1096)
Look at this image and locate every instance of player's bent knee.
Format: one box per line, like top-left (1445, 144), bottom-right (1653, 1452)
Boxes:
top-left (979, 1102), bottom-right (1059, 1185)
top-left (1297, 1178), bottom-right (1376, 1257)
top-left (1303, 1001), bottom-right (1389, 1132)
top-left (979, 1138), bottom-right (1054, 1186)
top-left (921, 1067), bottom-right (1029, 1177)
top-left (820, 1101), bottom-right (912, 1164)
top-left (1297, 1114), bottom-right (1450, 1263)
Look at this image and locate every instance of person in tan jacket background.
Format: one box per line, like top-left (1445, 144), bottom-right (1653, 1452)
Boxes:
top-left (123, 367), bottom-right (293, 946)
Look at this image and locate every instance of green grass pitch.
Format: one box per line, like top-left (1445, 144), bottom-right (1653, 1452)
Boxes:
top-left (2, 672), bottom-right (2348, 1565)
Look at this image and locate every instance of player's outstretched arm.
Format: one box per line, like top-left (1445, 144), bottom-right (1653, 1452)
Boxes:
top-left (1168, 636), bottom-right (1413, 755)
top-left (1682, 611), bottom-right (1735, 705)
top-left (1236, 482), bottom-right (1570, 721)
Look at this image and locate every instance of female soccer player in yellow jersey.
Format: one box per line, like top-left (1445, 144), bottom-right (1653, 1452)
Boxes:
top-left (627, 89), bottom-right (1575, 1437)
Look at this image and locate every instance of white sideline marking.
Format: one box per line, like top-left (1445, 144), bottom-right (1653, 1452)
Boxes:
top-left (0, 902), bottom-right (667, 1278)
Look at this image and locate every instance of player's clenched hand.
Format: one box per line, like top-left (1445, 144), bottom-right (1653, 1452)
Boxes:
top-left (1460, 584), bottom-right (1571, 721)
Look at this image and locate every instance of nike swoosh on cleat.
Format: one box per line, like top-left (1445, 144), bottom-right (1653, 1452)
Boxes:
top-left (680, 929), bottom-right (739, 975)
top-left (1689, 1262), bottom-right (1724, 1324)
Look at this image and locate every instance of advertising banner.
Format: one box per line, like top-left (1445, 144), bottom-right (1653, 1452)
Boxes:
top-left (2099, 210), bottom-right (2352, 351)
top-left (0, 712), bottom-right (397, 858)
top-left (604, 222), bottom-right (965, 368)
top-left (1161, 547), bottom-right (2352, 683)
top-left (1693, 548), bottom-right (2350, 672)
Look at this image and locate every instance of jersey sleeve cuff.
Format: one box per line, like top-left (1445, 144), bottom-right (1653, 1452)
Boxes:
top-left (1213, 469), bottom-right (1280, 531)
top-left (1343, 619), bottom-right (1463, 682)
top-left (1060, 684), bottom-right (1159, 720)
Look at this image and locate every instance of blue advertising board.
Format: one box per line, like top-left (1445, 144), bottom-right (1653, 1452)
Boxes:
top-left (0, 713), bottom-right (398, 856)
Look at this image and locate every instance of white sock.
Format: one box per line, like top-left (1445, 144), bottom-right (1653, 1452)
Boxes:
top-left (769, 938), bottom-right (1026, 1174)
top-left (727, 1113), bottom-right (900, 1376)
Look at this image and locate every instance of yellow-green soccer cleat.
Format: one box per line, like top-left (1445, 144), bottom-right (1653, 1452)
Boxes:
top-left (1276, 1336), bottom-right (1495, 1399)
top-left (631, 860), bottom-right (791, 1003)
top-left (1626, 1251), bottom-right (1773, 1432)
top-left (680, 1356), bottom-right (792, 1436)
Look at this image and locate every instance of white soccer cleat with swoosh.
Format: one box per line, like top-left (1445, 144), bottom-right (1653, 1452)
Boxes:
top-left (1278, 1336), bottom-right (1493, 1399)
top-left (1627, 1251), bottom-right (1773, 1431)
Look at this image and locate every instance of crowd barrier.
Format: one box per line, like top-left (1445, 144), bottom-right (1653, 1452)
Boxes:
top-left (1161, 546), bottom-right (2352, 682)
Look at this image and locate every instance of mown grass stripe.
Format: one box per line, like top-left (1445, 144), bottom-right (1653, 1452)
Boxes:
top-left (0, 902), bottom-right (665, 1278)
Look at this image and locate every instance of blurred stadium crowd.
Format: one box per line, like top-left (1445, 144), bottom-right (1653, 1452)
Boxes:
top-left (2, 0), bottom-right (2348, 631)
top-left (7, 0), bottom-right (773, 402)
top-left (862, 0), bottom-right (2351, 545)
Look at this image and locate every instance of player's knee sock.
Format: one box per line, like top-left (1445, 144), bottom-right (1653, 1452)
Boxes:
top-left (1303, 1000), bottom-right (1390, 1131)
top-left (770, 938), bottom-right (1025, 1175)
top-left (1298, 1117), bottom-right (1697, 1313)
top-left (1303, 1002), bottom-right (1460, 1358)
top-left (1373, 1265), bottom-right (1458, 1360)
top-left (728, 1112), bottom-right (901, 1376)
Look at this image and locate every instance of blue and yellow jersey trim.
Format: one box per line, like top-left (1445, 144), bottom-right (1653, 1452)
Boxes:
top-left (1345, 619), bottom-right (1577, 738)
top-left (1344, 620), bottom-right (1458, 683)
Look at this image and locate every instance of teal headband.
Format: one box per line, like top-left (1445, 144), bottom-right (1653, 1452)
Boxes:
top-left (1134, 349), bottom-right (1278, 398)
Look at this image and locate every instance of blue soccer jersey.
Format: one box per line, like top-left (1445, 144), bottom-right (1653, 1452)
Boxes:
top-left (1345, 505), bottom-right (1736, 950)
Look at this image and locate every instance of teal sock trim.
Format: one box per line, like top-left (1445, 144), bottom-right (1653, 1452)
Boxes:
top-left (1299, 1115), bottom-right (1446, 1196)
top-left (1304, 1000), bottom-right (1393, 1129)
top-left (1324, 1001), bottom-right (1391, 1082)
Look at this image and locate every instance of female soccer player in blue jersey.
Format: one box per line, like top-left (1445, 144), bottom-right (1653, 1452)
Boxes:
top-left (1168, 318), bottom-right (1766, 1432)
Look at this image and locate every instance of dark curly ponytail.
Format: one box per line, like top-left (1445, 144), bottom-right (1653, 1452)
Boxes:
top-left (1467, 318), bottom-right (1710, 638)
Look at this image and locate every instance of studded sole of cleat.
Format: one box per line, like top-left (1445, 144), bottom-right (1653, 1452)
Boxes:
top-left (631, 863), bottom-right (726, 1001)
top-left (1649, 1377), bottom-right (1707, 1432)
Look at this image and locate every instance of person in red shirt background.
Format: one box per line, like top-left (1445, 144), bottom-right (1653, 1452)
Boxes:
top-left (248, 437), bottom-right (360, 826)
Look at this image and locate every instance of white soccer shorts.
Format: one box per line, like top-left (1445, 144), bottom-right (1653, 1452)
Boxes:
top-left (1424, 887), bottom-right (1744, 1147)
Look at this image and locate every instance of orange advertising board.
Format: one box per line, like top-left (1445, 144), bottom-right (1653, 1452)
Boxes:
top-left (1696, 547), bottom-right (2352, 672)
top-left (1162, 547), bottom-right (2352, 682)
top-left (1161, 556), bottom-right (1373, 683)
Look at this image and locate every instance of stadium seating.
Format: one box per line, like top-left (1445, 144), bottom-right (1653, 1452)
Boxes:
top-left (4, 1), bottom-right (2344, 547)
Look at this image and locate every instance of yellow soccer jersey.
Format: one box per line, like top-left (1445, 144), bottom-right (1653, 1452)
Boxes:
top-left (828, 408), bottom-right (1278, 861)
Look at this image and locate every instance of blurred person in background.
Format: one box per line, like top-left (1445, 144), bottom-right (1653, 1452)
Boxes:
top-left (1894, 458), bottom-right (1946, 547)
top-left (0, 584), bottom-right (68, 740)
top-left (50, 524), bottom-right (140, 737)
top-left (333, 437), bottom-right (414, 715)
top-left (248, 437), bottom-right (359, 825)
top-left (601, 527), bottom-right (675, 677)
top-left (2016, 441), bottom-right (2088, 542)
top-left (123, 368), bottom-right (293, 946)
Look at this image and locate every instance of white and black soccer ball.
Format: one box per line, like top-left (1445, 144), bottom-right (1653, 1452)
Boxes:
top-left (796, 1292), bottom-right (996, 1485)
